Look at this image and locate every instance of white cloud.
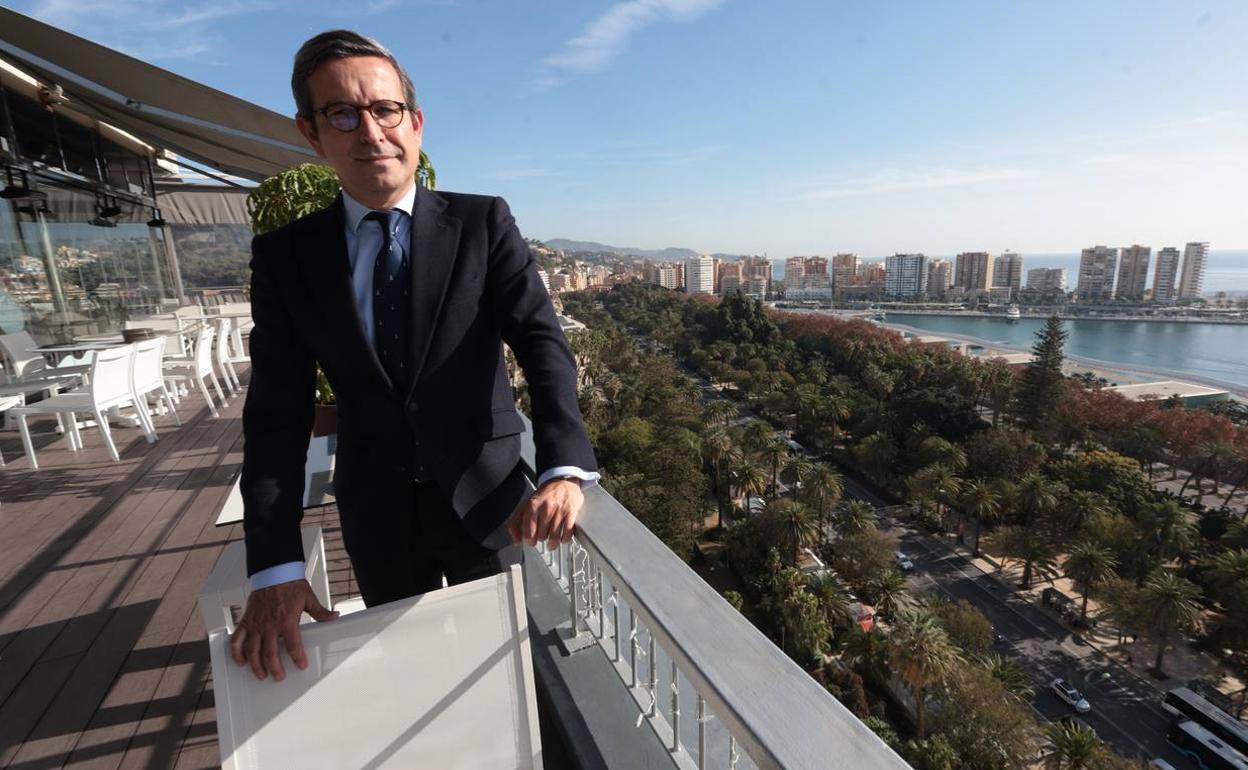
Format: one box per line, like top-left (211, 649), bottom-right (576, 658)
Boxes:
top-left (798, 166), bottom-right (1032, 200)
top-left (535, 0), bottom-right (723, 89)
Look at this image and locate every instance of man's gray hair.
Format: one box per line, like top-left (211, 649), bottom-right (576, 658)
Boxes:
top-left (291, 30), bottom-right (418, 120)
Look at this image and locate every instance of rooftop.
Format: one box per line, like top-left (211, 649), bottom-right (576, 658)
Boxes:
top-left (1105, 380), bottom-right (1231, 402)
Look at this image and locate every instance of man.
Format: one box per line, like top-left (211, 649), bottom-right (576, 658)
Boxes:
top-left (229, 30), bottom-right (598, 682)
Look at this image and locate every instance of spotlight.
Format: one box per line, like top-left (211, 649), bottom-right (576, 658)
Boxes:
top-left (97, 196), bottom-right (123, 218)
top-left (88, 215), bottom-right (118, 228)
top-left (147, 207), bottom-right (167, 228)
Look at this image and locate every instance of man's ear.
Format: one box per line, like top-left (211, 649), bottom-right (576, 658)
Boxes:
top-left (295, 115), bottom-right (326, 159)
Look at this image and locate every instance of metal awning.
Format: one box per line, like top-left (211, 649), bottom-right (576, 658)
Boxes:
top-left (0, 6), bottom-right (318, 182)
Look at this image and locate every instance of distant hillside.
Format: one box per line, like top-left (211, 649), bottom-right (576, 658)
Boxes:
top-left (545, 238), bottom-right (747, 262)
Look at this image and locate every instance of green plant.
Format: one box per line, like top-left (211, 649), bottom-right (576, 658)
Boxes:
top-left (245, 153), bottom-right (436, 404)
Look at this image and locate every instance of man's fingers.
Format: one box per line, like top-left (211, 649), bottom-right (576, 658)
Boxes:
top-left (523, 501), bottom-right (539, 545)
top-left (307, 596), bottom-right (339, 623)
top-left (262, 631), bottom-right (286, 682)
top-left (284, 622), bottom-right (308, 671)
top-left (534, 502), bottom-right (553, 542)
top-left (246, 631), bottom-right (267, 680)
top-left (229, 626), bottom-right (248, 665)
top-left (508, 512), bottom-right (523, 544)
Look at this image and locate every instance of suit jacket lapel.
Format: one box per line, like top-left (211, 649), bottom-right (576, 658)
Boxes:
top-left (300, 196), bottom-right (392, 392)
top-left (406, 186), bottom-right (462, 401)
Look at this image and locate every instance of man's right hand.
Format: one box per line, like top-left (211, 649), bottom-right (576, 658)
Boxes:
top-left (228, 579), bottom-right (338, 682)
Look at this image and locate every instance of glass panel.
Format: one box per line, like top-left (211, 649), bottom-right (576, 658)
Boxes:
top-left (0, 184), bottom-right (177, 343)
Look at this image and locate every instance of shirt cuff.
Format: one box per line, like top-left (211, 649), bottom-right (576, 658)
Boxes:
top-left (538, 466), bottom-right (600, 489)
top-left (250, 561), bottom-right (306, 590)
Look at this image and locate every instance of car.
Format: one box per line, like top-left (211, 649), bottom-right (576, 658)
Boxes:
top-left (895, 551), bottom-right (915, 572)
top-left (1050, 678), bottom-right (1091, 713)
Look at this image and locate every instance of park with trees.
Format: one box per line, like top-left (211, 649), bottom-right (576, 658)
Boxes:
top-left (554, 281), bottom-right (1248, 769)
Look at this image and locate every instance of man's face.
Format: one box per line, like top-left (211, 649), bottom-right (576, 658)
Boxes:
top-left (295, 56), bottom-right (423, 207)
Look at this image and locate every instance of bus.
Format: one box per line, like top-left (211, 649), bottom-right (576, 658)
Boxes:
top-left (1163, 688), bottom-right (1248, 757)
top-left (1168, 720), bottom-right (1248, 770)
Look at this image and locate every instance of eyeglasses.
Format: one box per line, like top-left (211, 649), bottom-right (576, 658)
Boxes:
top-left (313, 100), bottom-right (412, 132)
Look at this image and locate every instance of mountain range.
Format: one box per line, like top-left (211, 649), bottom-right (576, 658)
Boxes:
top-left (544, 238), bottom-right (748, 262)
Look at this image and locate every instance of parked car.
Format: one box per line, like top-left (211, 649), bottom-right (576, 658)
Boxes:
top-left (895, 551), bottom-right (915, 572)
top-left (1051, 678), bottom-right (1092, 713)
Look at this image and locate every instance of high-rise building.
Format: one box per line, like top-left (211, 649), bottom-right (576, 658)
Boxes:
top-left (831, 253), bottom-right (861, 289)
top-left (784, 255), bottom-right (828, 279)
top-left (927, 259), bottom-right (953, 299)
top-left (685, 255), bottom-right (715, 295)
top-left (1114, 245), bottom-right (1150, 300)
top-left (1076, 245), bottom-right (1118, 302)
top-left (645, 262), bottom-right (683, 290)
top-left (1153, 247), bottom-right (1181, 302)
top-left (717, 261), bottom-right (741, 294)
top-left (992, 251), bottom-right (1024, 295)
top-left (862, 261), bottom-right (886, 285)
top-left (884, 253), bottom-right (928, 298)
top-left (954, 252), bottom-right (994, 291)
top-left (1026, 267), bottom-right (1066, 293)
top-left (739, 256), bottom-right (773, 297)
top-left (1178, 241), bottom-right (1209, 300)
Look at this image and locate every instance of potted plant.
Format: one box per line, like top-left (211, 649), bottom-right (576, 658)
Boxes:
top-left (245, 155), bottom-right (436, 432)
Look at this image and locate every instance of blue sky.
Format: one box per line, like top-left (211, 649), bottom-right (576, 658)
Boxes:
top-left (11, 0), bottom-right (1248, 256)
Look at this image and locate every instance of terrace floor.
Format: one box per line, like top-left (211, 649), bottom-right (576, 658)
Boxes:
top-left (0, 366), bottom-right (359, 769)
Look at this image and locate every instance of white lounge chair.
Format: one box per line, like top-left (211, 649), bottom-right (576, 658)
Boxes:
top-left (131, 337), bottom-right (181, 438)
top-left (0, 331), bottom-right (89, 385)
top-left (10, 345), bottom-right (140, 468)
top-left (164, 324), bottom-right (226, 418)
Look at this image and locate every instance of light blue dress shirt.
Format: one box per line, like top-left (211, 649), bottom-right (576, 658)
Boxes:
top-left (250, 185), bottom-right (599, 590)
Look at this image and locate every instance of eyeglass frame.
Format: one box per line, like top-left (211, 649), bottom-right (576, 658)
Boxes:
top-left (310, 99), bottom-right (417, 133)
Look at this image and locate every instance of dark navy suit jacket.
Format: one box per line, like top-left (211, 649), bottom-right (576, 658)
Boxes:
top-left (241, 185), bottom-right (597, 577)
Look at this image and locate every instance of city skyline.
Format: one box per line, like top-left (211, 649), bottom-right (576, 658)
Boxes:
top-left (6, 1), bottom-right (1245, 255)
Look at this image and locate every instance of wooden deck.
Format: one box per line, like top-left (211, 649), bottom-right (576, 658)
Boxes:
top-left (0, 368), bottom-right (356, 769)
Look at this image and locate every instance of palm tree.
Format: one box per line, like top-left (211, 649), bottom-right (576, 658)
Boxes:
top-left (807, 465), bottom-right (845, 541)
top-left (705, 399), bottom-right (739, 428)
top-left (1045, 721), bottom-right (1107, 769)
top-left (995, 525), bottom-right (1060, 588)
top-left (983, 653), bottom-right (1034, 700)
top-left (783, 454), bottom-right (814, 499)
top-left (1180, 441), bottom-right (1239, 503)
top-left (842, 626), bottom-right (890, 685)
top-left (960, 481), bottom-right (1002, 556)
top-left (811, 574), bottom-right (853, 631)
top-left (1059, 490), bottom-right (1113, 534)
top-left (1016, 472), bottom-right (1060, 527)
top-left (1064, 542), bottom-right (1119, 620)
top-left (733, 459), bottom-right (769, 515)
top-left (1140, 569), bottom-right (1202, 676)
top-left (702, 427), bottom-right (740, 531)
top-left (925, 464), bottom-right (963, 527)
top-left (873, 570), bottom-right (907, 621)
top-left (1203, 548), bottom-right (1248, 605)
top-left (836, 500), bottom-right (877, 537)
top-left (1138, 499), bottom-right (1199, 564)
top-left (761, 436), bottom-right (789, 496)
top-left (888, 608), bottom-right (962, 739)
top-left (767, 498), bottom-right (820, 566)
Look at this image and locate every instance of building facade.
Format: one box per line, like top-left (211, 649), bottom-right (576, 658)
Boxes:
top-left (1026, 267), bottom-right (1066, 293)
top-left (926, 258), bottom-right (953, 299)
top-left (884, 253), bottom-right (928, 298)
top-left (1076, 245), bottom-right (1118, 302)
top-left (992, 251), bottom-right (1024, 296)
top-left (830, 253), bottom-right (861, 290)
top-left (1115, 244), bottom-right (1150, 300)
top-left (645, 262), bottom-right (683, 290)
top-left (684, 255), bottom-right (714, 295)
top-left (1178, 241), bottom-right (1209, 300)
top-left (954, 251), bottom-right (994, 292)
top-left (1153, 246), bottom-right (1180, 302)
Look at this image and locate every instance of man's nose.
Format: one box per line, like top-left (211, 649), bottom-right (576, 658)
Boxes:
top-left (356, 110), bottom-right (388, 144)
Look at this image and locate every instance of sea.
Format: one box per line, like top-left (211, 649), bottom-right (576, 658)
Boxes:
top-left (884, 313), bottom-right (1248, 391)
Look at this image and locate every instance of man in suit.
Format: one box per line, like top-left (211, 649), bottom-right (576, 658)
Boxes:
top-left (229, 30), bottom-right (598, 682)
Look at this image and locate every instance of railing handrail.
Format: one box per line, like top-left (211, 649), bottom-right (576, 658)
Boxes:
top-left (519, 417), bottom-right (909, 769)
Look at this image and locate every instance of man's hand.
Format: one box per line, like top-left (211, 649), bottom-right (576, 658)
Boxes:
top-left (229, 579), bottom-right (338, 682)
top-left (509, 479), bottom-right (584, 549)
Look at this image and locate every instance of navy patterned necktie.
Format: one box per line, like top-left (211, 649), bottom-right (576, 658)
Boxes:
top-left (364, 209), bottom-right (410, 390)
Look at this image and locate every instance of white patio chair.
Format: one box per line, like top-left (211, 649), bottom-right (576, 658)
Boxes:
top-left (0, 393), bottom-right (26, 467)
top-left (131, 337), bottom-right (181, 438)
top-left (164, 323), bottom-right (226, 418)
top-left (0, 331), bottom-right (89, 385)
top-left (213, 318), bottom-right (241, 396)
top-left (10, 345), bottom-right (139, 468)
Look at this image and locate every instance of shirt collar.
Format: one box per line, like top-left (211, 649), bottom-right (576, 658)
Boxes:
top-left (342, 182), bottom-right (417, 233)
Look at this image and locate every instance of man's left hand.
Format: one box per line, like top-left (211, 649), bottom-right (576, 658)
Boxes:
top-left (509, 479), bottom-right (584, 549)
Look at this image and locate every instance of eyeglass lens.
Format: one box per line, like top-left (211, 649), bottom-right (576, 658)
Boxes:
top-left (324, 101), bottom-right (406, 131)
